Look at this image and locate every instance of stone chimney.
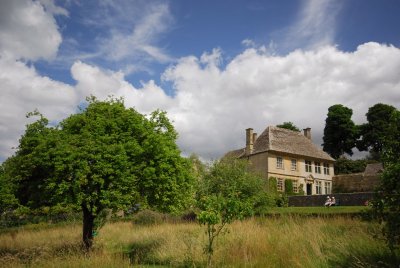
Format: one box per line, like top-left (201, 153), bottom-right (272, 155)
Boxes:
top-left (303, 128), bottom-right (311, 140)
top-left (245, 128), bottom-right (254, 155)
top-left (253, 132), bottom-right (258, 144)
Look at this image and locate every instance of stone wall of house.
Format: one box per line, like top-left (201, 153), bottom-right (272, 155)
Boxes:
top-left (288, 192), bottom-right (374, 207)
top-left (248, 152), bottom-right (268, 178)
top-left (333, 174), bottom-right (381, 193)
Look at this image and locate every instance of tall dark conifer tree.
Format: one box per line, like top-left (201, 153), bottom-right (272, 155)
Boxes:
top-left (322, 104), bottom-right (357, 159)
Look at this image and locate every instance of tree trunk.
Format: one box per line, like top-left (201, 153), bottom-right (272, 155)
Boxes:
top-left (82, 204), bottom-right (95, 251)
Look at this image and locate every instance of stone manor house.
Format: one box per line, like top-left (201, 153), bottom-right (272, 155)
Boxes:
top-left (225, 126), bottom-right (335, 195)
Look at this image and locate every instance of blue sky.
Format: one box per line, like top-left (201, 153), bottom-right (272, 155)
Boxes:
top-left (1, 0), bottom-right (400, 161)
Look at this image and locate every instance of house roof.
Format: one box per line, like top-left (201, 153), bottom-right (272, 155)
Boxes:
top-left (225, 126), bottom-right (335, 162)
top-left (364, 163), bottom-right (383, 176)
top-left (223, 148), bottom-right (245, 159)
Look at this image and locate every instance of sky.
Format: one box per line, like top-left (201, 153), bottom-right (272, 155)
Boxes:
top-left (0, 0), bottom-right (400, 162)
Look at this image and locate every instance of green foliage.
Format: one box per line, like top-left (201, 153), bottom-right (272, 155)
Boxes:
top-left (284, 179), bottom-right (294, 195)
top-left (358, 103), bottom-right (398, 161)
top-left (334, 157), bottom-right (374, 175)
top-left (298, 184), bottom-right (305, 195)
top-left (322, 104), bottom-right (358, 159)
top-left (1, 97), bottom-right (194, 250)
top-left (276, 122), bottom-right (300, 132)
top-left (1, 111), bottom-right (56, 209)
top-left (132, 209), bottom-right (177, 225)
top-left (197, 158), bottom-right (267, 266)
top-left (371, 110), bottom-right (400, 250)
top-left (189, 153), bottom-right (207, 180)
top-left (268, 177), bottom-right (278, 193)
top-left (0, 164), bottom-right (18, 212)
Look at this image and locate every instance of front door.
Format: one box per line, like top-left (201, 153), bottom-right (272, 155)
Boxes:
top-left (306, 183), bottom-right (312, 195)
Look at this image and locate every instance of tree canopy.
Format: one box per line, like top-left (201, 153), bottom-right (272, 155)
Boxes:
top-left (322, 104), bottom-right (357, 159)
top-left (1, 97), bottom-right (194, 250)
top-left (357, 103), bottom-right (398, 160)
top-left (276, 122), bottom-right (300, 132)
top-left (372, 109), bottom-right (400, 250)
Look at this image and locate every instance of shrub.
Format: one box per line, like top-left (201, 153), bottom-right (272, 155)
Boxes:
top-left (268, 177), bottom-right (278, 193)
top-left (284, 180), bottom-right (294, 195)
top-left (132, 209), bottom-right (177, 225)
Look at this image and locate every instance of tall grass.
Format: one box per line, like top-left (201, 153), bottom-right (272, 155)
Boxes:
top-left (0, 216), bottom-right (398, 267)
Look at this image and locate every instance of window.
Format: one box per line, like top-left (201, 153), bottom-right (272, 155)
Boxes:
top-left (293, 180), bottom-right (299, 193)
top-left (323, 163), bottom-right (330, 175)
top-left (305, 160), bottom-right (312, 172)
top-left (324, 182), bottom-right (331, 194)
top-left (291, 159), bottom-right (297, 171)
top-left (276, 157), bottom-right (284, 169)
top-left (315, 162), bottom-right (321, 174)
top-left (316, 181), bottom-right (322, 194)
top-left (277, 178), bottom-right (284, 192)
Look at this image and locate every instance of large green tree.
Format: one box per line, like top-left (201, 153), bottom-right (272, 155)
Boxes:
top-left (4, 97), bottom-right (194, 250)
top-left (372, 109), bottom-right (400, 250)
top-left (357, 103), bottom-right (398, 160)
top-left (322, 104), bottom-right (357, 159)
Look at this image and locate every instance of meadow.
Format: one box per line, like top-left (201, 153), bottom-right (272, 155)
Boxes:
top-left (0, 209), bottom-right (399, 267)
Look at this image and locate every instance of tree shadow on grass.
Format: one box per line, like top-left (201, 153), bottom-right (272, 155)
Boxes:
top-left (328, 249), bottom-right (400, 268)
top-left (123, 239), bottom-right (162, 266)
top-left (0, 241), bottom-right (84, 266)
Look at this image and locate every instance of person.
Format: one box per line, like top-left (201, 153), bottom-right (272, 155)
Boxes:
top-left (324, 196), bottom-right (331, 207)
top-left (331, 197), bottom-right (336, 206)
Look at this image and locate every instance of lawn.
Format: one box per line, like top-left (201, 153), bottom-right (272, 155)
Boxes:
top-left (267, 205), bottom-right (369, 216)
top-left (0, 211), bottom-right (398, 267)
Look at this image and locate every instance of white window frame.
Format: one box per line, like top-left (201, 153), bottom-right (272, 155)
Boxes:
top-left (291, 159), bottom-right (297, 171)
top-left (323, 163), bottom-right (330, 175)
top-left (276, 157), bottom-right (284, 169)
top-left (315, 162), bottom-right (321, 174)
top-left (277, 178), bottom-right (284, 192)
top-left (316, 181), bottom-right (322, 194)
top-left (324, 181), bottom-right (331, 194)
top-left (293, 180), bottom-right (299, 193)
top-left (305, 160), bottom-right (312, 172)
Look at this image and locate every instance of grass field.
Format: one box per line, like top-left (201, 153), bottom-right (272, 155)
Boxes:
top-left (0, 208), bottom-right (399, 267)
top-left (267, 206), bottom-right (369, 215)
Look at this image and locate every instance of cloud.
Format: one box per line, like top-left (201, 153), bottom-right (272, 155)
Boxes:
top-left (38, 0), bottom-right (69, 16)
top-left (0, 0), bottom-right (63, 61)
top-left (0, 57), bottom-right (76, 159)
top-left (277, 0), bottom-right (342, 52)
top-left (100, 2), bottom-right (173, 64)
top-left (0, 57), bottom-right (175, 161)
top-left (162, 42), bottom-right (400, 159)
top-left (58, 1), bottom-right (174, 74)
top-left (1, 25), bottom-right (400, 162)
top-left (71, 61), bottom-right (174, 113)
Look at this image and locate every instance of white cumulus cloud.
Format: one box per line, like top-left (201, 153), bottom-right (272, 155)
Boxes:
top-left (0, 0), bottom-right (63, 61)
top-left (162, 43), bottom-right (400, 159)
